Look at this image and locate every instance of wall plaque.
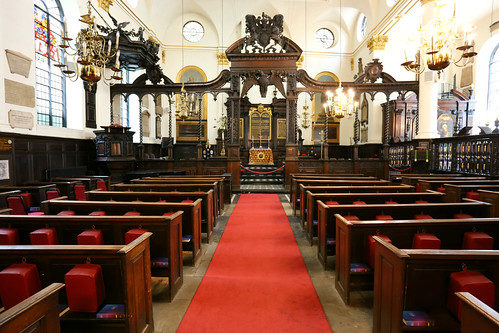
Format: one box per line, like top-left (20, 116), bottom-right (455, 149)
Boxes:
top-left (8, 110), bottom-right (34, 130)
top-left (0, 139), bottom-right (13, 152)
top-left (0, 160), bottom-right (9, 180)
top-left (4, 79), bottom-right (35, 108)
top-left (5, 49), bottom-right (32, 78)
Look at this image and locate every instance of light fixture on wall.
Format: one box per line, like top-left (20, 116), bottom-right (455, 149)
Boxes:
top-left (323, 0), bottom-right (357, 119)
top-left (57, 0), bottom-right (121, 88)
top-left (401, 1), bottom-right (476, 78)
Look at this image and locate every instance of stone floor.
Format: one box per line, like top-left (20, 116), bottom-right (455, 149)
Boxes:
top-left (152, 193), bottom-right (373, 333)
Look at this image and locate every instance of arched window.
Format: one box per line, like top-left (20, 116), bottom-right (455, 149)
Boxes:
top-left (34, 0), bottom-right (66, 127)
top-left (488, 43), bottom-right (499, 118)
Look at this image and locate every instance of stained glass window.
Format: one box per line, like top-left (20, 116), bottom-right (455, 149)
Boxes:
top-left (34, 0), bottom-right (66, 127)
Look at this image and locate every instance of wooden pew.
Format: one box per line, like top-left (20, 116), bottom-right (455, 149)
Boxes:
top-left (299, 184), bottom-right (413, 224)
top-left (457, 292), bottom-right (499, 333)
top-left (52, 176), bottom-right (110, 191)
top-left (111, 183), bottom-right (220, 220)
top-left (305, 189), bottom-right (438, 228)
top-left (477, 189), bottom-right (499, 217)
top-left (372, 236), bottom-right (499, 333)
top-left (0, 190), bottom-right (21, 209)
top-left (399, 174), bottom-right (471, 187)
top-left (0, 214), bottom-right (182, 301)
top-left (291, 177), bottom-right (380, 216)
top-left (444, 184), bottom-right (499, 202)
top-left (0, 185), bottom-right (57, 210)
top-left (390, 173), bottom-right (462, 184)
top-left (0, 233), bottom-right (154, 333)
top-left (0, 283), bottom-right (64, 333)
top-left (86, 189), bottom-right (215, 232)
top-left (335, 215), bottom-right (499, 305)
top-left (25, 181), bottom-right (81, 200)
top-left (418, 179), bottom-right (499, 192)
top-left (41, 199), bottom-right (202, 265)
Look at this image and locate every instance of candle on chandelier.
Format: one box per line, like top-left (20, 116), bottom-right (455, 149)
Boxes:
top-left (115, 50), bottom-right (120, 68)
top-left (107, 40), bottom-right (111, 55)
top-left (57, 47), bottom-right (60, 63)
top-left (63, 19), bottom-right (68, 37)
top-left (115, 31), bottom-right (120, 49)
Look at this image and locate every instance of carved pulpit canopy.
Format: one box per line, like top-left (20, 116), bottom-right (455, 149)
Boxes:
top-left (243, 13), bottom-right (285, 54)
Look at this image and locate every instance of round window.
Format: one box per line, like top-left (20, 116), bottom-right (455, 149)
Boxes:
top-left (183, 21), bottom-right (204, 43)
top-left (315, 28), bottom-right (335, 49)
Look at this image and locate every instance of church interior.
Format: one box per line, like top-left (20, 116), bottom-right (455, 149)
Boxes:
top-left (0, 0), bottom-right (498, 332)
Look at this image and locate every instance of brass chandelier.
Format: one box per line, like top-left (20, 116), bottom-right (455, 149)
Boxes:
top-left (401, 1), bottom-right (476, 78)
top-left (57, 0), bottom-right (122, 88)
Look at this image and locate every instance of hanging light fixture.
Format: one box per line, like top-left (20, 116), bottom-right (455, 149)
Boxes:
top-left (300, 104), bottom-right (311, 129)
top-left (401, 1), bottom-right (476, 78)
top-left (57, 0), bottom-right (121, 88)
top-left (324, 0), bottom-right (357, 119)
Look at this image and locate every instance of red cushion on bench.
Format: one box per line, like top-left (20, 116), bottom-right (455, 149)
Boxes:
top-left (65, 263), bottom-right (106, 313)
top-left (123, 211), bottom-right (141, 216)
top-left (415, 183), bottom-right (420, 192)
top-left (343, 215), bottom-right (359, 221)
top-left (132, 199), bottom-right (142, 202)
top-left (57, 210), bottom-right (76, 216)
top-left (415, 200), bottom-right (428, 204)
top-left (74, 184), bottom-right (87, 201)
top-left (28, 212), bottom-right (45, 216)
top-left (385, 200), bottom-right (398, 204)
top-left (46, 189), bottom-right (60, 200)
top-left (125, 228), bottom-right (148, 244)
top-left (412, 233), bottom-right (441, 249)
top-left (163, 212), bottom-right (175, 216)
top-left (77, 230), bottom-right (104, 245)
top-left (30, 228), bottom-right (58, 245)
top-left (7, 196), bottom-right (26, 215)
top-left (462, 232), bottom-right (494, 250)
top-left (414, 214), bottom-right (433, 220)
top-left (89, 211), bottom-right (106, 216)
top-left (454, 213), bottom-right (474, 219)
top-left (0, 263), bottom-right (42, 309)
top-left (353, 201), bottom-right (366, 205)
top-left (0, 228), bottom-right (19, 245)
top-left (96, 180), bottom-right (107, 191)
top-left (157, 200), bottom-right (167, 203)
top-left (367, 234), bottom-right (392, 268)
top-left (325, 201), bottom-right (339, 205)
top-left (375, 215), bottom-right (393, 220)
top-left (465, 191), bottom-right (480, 200)
top-left (181, 200), bottom-right (194, 203)
top-left (20, 192), bottom-right (32, 209)
top-left (447, 270), bottom-right (495, 321)
top-left (437, 186), bottom-right (446, 193)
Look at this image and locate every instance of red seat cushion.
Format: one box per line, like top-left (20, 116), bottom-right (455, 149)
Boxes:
top-left (415, 200), bottom-right (428, 204)
top-left (7, 196), bottom-right (27, 215)
top-left (325, 201), bottom-right (339, 205)
top-left (414, 214), bottom-right (433, 220)
top-left (462, 232), bottom-right (494, 250)
top-left (447, 270), bottom-right (495, 321)
top-left (28, 212), bottom-right (45, 216)
top-left (0, 228), bottom-right (19, 245)
top-left (20, 193), bottom-right (32, 209)
top-left (465, 191), bottom-right (480, 200)
top-left (124, 211), bottom-right (141, 216)
top-left (343, 215), bottom-right (359, 221)
top-left (367, 234), bottom-right (392, 268)
top-left (96, 180), bottom-right (107, 191)
top-left (163, 212), bottom-right (175, 216)
top-left (415, 183), bottom-right (420, 192)
top-left (77, 230), bottom-right (104, 245)
top-left (353, 201), bottom-right (366, 205)
top-left (65, 263), bottom-right (106, 312)
top-left (181, 200), bottom-right (194, 203)
top-left (132, 199), bottom-right (142, 202)
top-left (57, 210), bottom-right (75, 216)
top-left (30, 228), bottom-right (58, 245)
top-left (437, 186), bottom-right (446, 193)
top-left (385, 200), bottom-right (398, 204)
top-left (89, 211), bottom-right (106, 216)
top-left (375, 215), bottom-right (393, 220)
top-left (454, 213), bottom-right (474, 219)
top-left (125, 228), bottom-right (148, 244)
top-left (46, 190), bottom-right (60, 200)
top-left (157, 200), bottom-right (167, 203)
top-left (74, 184), bottom-right (87, 201)
top-left (0, 263), bottom-right (42, 309)
top-left (412, 233), bottom-right (441, 249)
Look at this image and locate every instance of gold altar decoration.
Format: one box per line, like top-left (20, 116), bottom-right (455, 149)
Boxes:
top-left (249, 148), bottom-right (274, 165)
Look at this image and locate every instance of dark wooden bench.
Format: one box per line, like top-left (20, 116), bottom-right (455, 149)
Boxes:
top-left (87, 189), bottom-right (215, 232)
top-left (0, 190), bottom-right (21, 209)
top-left (372, 236), bottom-right (499, 333)
top-left (0, 233), bottom-right (154, 333)
top-left (41, 198), bottom-right (202, 265)
top-left (305, 190), bottom-right (442, 228)
top-left (444, 184), bottom-right (499, 203)
top-left (111, 183), bottom-right (220, 220)
top-left (399, 175), bottom-right (473, 187)
top-left (457, 292), bottom-right (499, 333)
top-left (390, 173), bottom-right (462, 184)
top-left (335, 215), bottom-right (499, 305)
top-left (0, 214), bottom-right (182, 301)
top-left (52, 176), bottom-right (110, 192)
top-left (0, 185), bottom-right (58, 210)
top-left (299, 184), bottom-right (414, 225)
top-left (418, 179), bottom-right (499, 192)
top-left (25, 181), bottom-right (81, 200)
top-left (290, 173), bottom-right (366, 199)
top-left (477, 189), bottom-right (499, 217)
top-left (0, 283), bottom-right (64, 333)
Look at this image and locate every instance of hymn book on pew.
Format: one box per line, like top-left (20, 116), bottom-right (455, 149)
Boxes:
top-left (402, 310), bottom-right (435, 327)
top-left (96, 304), bottom-right (125, 319)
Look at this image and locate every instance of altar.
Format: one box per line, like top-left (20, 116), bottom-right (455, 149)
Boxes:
top-left (249, 148), bottom-right (274, 165)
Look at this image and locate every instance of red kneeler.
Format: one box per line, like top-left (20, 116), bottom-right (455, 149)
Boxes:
top-left (412, 233), bottom-right (441, 249)
top-left (367, 234), bottom-right (392, 268)
top-left (77, 230), bottom-right (104, 245)
top-left (447, 269), bottom-right (495, 321)
top-left (125, 228), bottom-right (148, 244)
top-left (0, 228), bottom-right (19, 245)
top-left (30, 228), bottom-right (58, 245)
top-left (65, 263), bottom-right (106, 312)
top-left (0, 263), bottom-right (42, 309)
top-left (462, 232), bottom-right (494, 250)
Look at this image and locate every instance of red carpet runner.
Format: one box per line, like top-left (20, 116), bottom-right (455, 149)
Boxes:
top-left (177, 193), bottom-right (332, 332)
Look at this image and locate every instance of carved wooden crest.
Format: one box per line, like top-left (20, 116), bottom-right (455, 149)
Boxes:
top-left (243, 13), bottom-right (285, 53)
